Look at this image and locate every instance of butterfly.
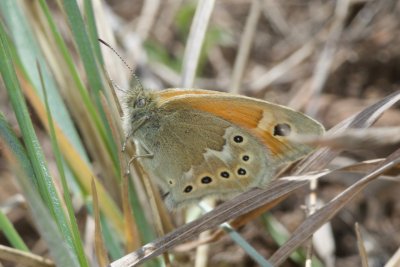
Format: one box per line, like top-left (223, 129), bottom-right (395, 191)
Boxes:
top-left (121, 85), bottom-right (324, 209)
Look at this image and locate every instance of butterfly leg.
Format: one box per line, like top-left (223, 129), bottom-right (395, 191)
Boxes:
top-left (125, 141), bottom-right (153, 175)
top-left (122, 115), bottom-right (151, 152)
top-left (125, 154), bottom-right (153, 175)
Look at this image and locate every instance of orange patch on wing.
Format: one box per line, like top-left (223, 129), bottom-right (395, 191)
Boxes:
top-left (253, 129), bottom-right (286, 156)
top-left (182, 100), bottom-right (287, 156)
top-left (157, 89), bottom-right (220, 105)
top-left (185, 100), bottom-right (261, 128)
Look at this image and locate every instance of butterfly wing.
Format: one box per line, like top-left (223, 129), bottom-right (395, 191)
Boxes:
top-left (134, 108), bottom-right (271, 209)
top-left (156, 89), bottom-right (325, 164)
top-left (133, 89), bottom-right (324, 209)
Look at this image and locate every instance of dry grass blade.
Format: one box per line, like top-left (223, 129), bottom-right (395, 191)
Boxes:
top-left (19, 70), bottom-right (124, 233)
top-left (332, 159), bottom-right (400, 179)
top-left (261, 0), bottom-right (290, 37)
top-left (230, 0), bottom-right (261, 94)
top-left (194, 230), bottom-right (211, 267)
top-left (122, 173), bottom-right (141, 252)
top-left (269, 148), bottom-right (400, 266)
top-left (136, 170), bottom-right (172, 266)
top-left (135, 0), bottom-right (160, 41)
top-left (98, 86), bottom-right (133, 223)
top-left (99, 92), bottom-right (123, 198)
top-left (175, 196), bottom-right (286, 252)
top-left (109, 171), bottom-right (329, 267)
top-left (385, 247), bottom-right (400, 267)
top-left (197, 201), bottom-right (273, 267)
top-left (291, 127), bottom-right (400, 150)
top-left (248, 40), bottom-right (316, 92)
top-left (92, 179), bottom-right (110, 267)
top-left (181, 0), bottom-right (215, 87)
top-left (342, 91), bottom-right (400, 129)
top-left (0, 244), bottom-right (54, 267)
top-left (306, 0), bottom-right (350, 116)
top-left (295, 90), bottom-right (400, 174)
top-left (295, 90), bottom-right (400, 266)
top-left (355, 223), bottom-right (369, 267)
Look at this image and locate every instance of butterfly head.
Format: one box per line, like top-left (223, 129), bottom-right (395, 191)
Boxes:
top-left (122, 85), bottom-right (157, 137)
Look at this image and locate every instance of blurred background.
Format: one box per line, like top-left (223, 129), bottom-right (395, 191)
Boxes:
top-left (0, 0), bottom-right (400, 266)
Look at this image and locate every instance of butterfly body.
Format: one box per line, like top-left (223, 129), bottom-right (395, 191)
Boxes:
top-left (122, 88), bottom-right (324, 209)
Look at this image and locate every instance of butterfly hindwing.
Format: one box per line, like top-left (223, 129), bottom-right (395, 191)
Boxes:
top-left (134, 108), bottom-right (271, 209)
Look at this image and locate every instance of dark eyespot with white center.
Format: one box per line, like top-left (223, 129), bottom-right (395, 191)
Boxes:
top-left (273, 123), bottom-right (291, 136)
top-left (233, 135), bottom-right (244, 143)
top-left (184, 185), bottom-right (193, 193)
top-left (237, 168), bottom-right (247, 176)
top-left (135, 98), bottom-right (146, 108)
top-left (220, 171), bottom-right (230, 178)
top-left (201, 176), bottom-right (212, 184)
top-left (242, 155), bottom-right (250, 162)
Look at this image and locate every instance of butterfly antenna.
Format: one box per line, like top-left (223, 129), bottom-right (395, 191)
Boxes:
top-left (98, 38), bottom-right (144, 91)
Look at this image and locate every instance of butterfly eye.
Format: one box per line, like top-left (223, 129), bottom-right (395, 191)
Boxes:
top-left (135, 98), bottom-right (146, 108)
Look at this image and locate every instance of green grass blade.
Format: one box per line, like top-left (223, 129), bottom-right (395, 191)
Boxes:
top-left (0, 210), bottom-right (29, 252)
top-left (38, 0), bottom-right (121, 177)
top-left (0, 112), bottom-right (79, 266)
top-left (128, 180), bottom-right (156, 243)
top-left (0, 20), bottom-right (74, 251)
top-left (0, 0), bottom-right (85, 198)
top-left (0, 0), bottom-right (89, 165)
top-left (37, 0), bottom-right (101, 160)
top-left (16, 174), bottom-right (80, 267)
top-left (84, 0), bottom-right (103, 64)
top-left (39, 63), bottom-right (89, 267)
top-left (20, 2), bottom-right (123, 231)
top-left (262, 213), bottom-right (324, 267)
top-left (100, 211), bottom-right (124, 260)
top-left (61, 0), bottom-right (103, 95)
top-left (61, 0), bottom-right (120, 175)
top-left (86, 201), bottom-right (124, 260)
top-left (199, 202), bottom-right (273, 267)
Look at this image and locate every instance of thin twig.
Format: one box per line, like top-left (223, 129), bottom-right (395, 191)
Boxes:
top-left (0, 245), bottom-right (54, 267)
top-left (230, 0), bottom-right (261, 94)
top-left (304, 2), bottom-right (351, 263)
top-left (306, 0), bottom-right (351, 116)
top-left (181, 0), bottom-right (216, 87)
top-left (136, 0), bottom-right (161, 41)
top-left (248, 39), bottom-right (316, 92)
top-left (355, 223), bottom-right (370, 267)
top-left (262, 0), bottom-right (290, 37)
